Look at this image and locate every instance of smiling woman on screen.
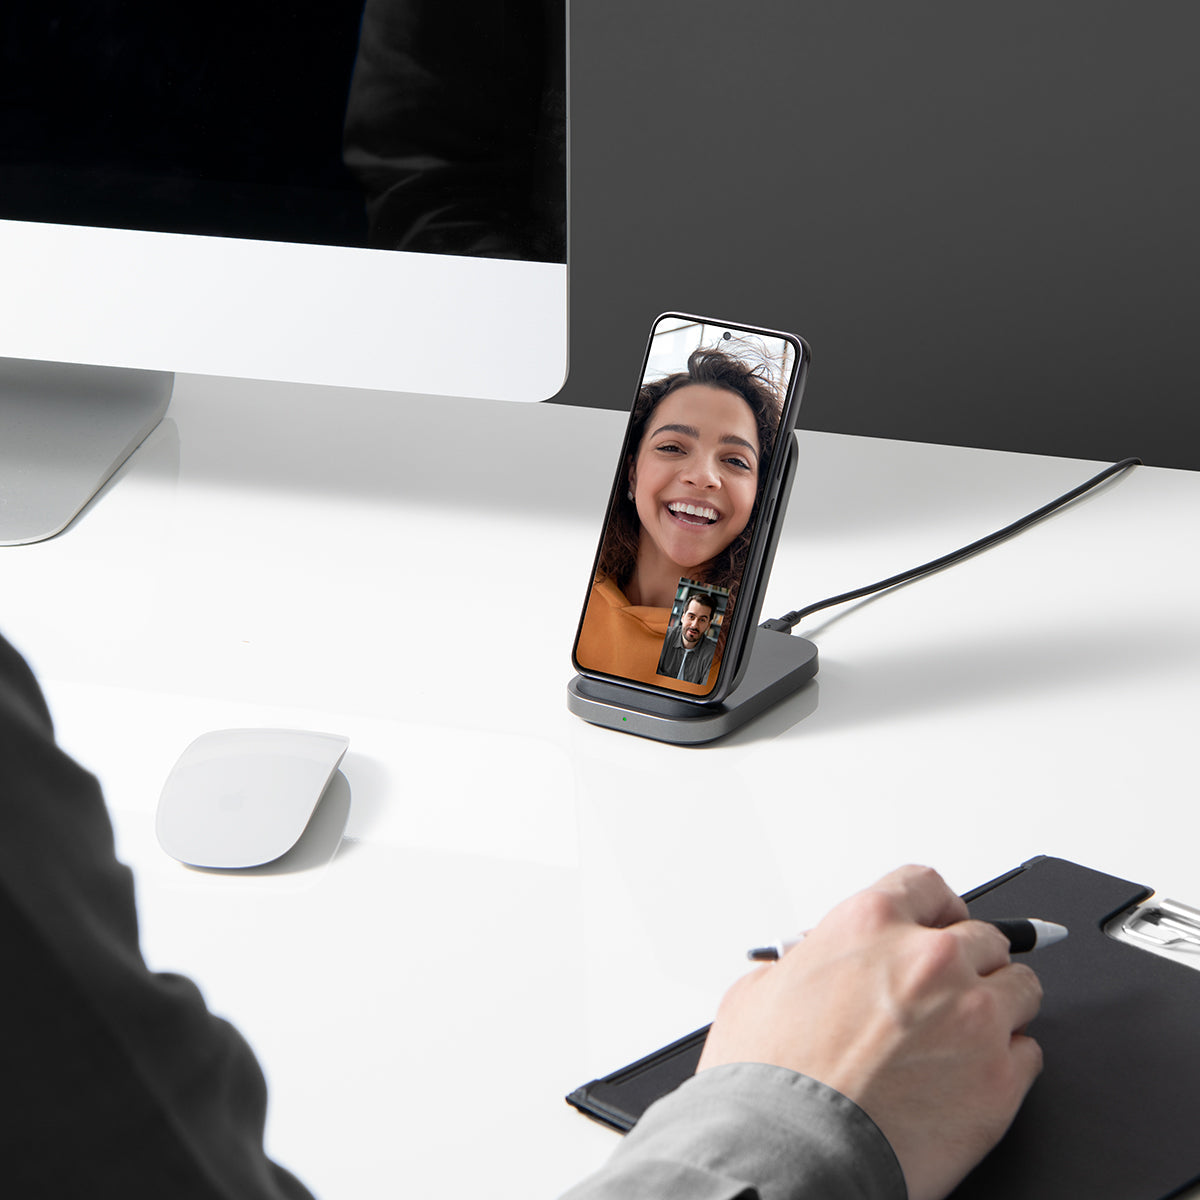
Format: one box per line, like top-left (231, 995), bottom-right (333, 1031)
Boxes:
top-left (575, 345), bottom-right (783, 693)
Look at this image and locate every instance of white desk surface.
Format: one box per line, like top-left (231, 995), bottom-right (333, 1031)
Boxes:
top-left (2, 373), bottom-right (1198, 1198)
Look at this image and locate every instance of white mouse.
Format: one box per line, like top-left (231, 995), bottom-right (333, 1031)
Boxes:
top-left (156, 728), bottom-right (349, 868)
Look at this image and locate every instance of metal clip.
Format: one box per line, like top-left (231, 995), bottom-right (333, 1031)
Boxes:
top-left (1119, 898), bottom-right (1200, 953)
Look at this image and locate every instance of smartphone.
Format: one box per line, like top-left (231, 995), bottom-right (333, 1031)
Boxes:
top-left (572, 313), bottom-right (809, 706)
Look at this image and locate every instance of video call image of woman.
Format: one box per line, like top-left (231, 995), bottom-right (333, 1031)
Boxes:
top-left (575, 324), bottom-right (792, 696)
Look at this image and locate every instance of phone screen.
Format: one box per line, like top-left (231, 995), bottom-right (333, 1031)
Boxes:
top-left (572, 314), bottom-right (807, 702)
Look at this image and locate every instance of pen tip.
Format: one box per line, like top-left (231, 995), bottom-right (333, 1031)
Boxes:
top-left (1032, 919), bottom-right (1069, 947)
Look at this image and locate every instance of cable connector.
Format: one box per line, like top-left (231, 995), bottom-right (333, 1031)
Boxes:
top-left (759, 617), bottom-right (794, 634)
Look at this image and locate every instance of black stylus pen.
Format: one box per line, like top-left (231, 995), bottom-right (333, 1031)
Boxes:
top-left (747, 918), bottom-right (1069, 961)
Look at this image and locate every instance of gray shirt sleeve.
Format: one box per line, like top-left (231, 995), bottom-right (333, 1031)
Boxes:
top-left (560, 1063), bottom-right (907, 1200)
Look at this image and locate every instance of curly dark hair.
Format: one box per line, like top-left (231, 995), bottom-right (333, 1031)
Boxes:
top-left (598, 345), bottom-right (784, 597)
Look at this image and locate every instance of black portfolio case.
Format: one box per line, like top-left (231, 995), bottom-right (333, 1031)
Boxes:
top-left (567, 856), bottom-right (1200, 1200)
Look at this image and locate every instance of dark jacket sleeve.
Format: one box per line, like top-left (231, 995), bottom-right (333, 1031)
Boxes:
top-left (559, 1063), bottom-right (907, 1200)
top-left (0, 634), bottom-right (315, 1199)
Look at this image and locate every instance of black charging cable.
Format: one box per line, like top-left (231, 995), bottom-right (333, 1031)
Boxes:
top-left (761, 456), bottom-right (1143, 634)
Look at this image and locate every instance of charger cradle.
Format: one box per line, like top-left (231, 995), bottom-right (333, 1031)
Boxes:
top-left (567, 627), bottom-right (817, 745)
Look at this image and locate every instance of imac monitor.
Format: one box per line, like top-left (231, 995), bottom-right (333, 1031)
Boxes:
top-left (0, 3), bottom-right (568, 543)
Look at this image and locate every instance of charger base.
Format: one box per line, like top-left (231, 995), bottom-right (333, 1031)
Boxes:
top-left (567, 628), bottom-right (818, 745)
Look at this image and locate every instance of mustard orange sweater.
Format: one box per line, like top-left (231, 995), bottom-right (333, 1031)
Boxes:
top-left (575, 577), bottom-right (714, 697)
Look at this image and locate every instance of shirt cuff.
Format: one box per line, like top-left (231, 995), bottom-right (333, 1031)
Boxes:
top-left (610, 1062), bottom-right (907, 1200)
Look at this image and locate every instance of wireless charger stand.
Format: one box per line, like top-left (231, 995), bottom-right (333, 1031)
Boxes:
top-left (567, 436), bottom-right (818, 746)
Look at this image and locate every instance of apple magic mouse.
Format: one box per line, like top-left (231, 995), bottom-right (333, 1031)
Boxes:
top-left (156, 728), bottom-right (349, 868)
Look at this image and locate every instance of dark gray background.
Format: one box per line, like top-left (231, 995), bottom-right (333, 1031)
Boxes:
top-left (550, 2), bottom-right (1200, 470)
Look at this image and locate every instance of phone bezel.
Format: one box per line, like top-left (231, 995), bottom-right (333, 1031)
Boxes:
top-left (571, 312), bottom-right (810, 707)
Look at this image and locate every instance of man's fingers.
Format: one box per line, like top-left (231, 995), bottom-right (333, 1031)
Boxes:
top-left (986, 961), bottom-right (1045, 1032)
top-left (871, 864), bottom-right (970, 930)
top-left (1008, 1031), bottom-right (1045, 1096)
top-left (947, 918), bottom-right (1014, 976)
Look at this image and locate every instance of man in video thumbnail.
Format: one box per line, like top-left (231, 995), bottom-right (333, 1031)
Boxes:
top-left (657, 591), bottom-right (718, 684)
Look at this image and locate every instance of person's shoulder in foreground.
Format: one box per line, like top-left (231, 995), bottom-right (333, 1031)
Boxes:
top-left (0, 633), bottom-right (315, 1199)
top-left (561, 864), bottom-right (1044, 1200)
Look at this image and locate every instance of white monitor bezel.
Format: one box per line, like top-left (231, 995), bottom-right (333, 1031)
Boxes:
top-left (0, 218), bottom-right (568, 403)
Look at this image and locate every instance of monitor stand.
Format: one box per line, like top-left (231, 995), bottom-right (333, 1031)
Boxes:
top-left (0, 356), bottom-right (173, 545)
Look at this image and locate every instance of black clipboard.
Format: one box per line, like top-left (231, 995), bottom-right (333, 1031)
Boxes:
top-left (567, 856), bottom-right (1200, 1200)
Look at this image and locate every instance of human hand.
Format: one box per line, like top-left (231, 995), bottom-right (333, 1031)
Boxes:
top-left (698, 865), bottom-right (1044, 1200)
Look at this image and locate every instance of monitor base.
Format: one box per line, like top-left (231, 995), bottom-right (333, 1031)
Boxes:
top-left (0, 356), bottom-right (173, 545)
top-left (567, 628), bottom-right (818, 745)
